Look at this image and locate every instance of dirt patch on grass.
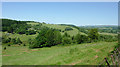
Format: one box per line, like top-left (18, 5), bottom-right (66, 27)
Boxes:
top-left (67, 60), bottom-right (82, 65)
top-left (95, 55), bottom-right (98, 58)
top-left (2, 52), bottom-right (6, 53)
top-left (96, 49), bottom-right (100, 52)
top-left (3, 55), bottom-right (11, 56)
top-left (31, 49), bottom-right (39, 51)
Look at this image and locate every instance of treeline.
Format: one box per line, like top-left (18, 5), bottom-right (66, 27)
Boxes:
top-left (2, 19), bottom-right (36, 35)
top-left (29, 28), bottom-right (118, 48)
top-left (79, 25), bottom-right (118, 34)
top-left (60, 24), bottom-right (118, 34)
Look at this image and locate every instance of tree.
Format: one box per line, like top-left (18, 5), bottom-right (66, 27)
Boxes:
top-left (11, 38), bottom-right (17, 44)
top-left (29, 28), bottom-right (63, 48)
top-left (62, 37), bottom-right (71, 44)
top-left (63, 32), bottom-right (70, 37)
top-left (75, 33), bottom-right (89, 44)
top-left (16, 38), bottom-right (22, 44)
top-left (45, 29), bottom-right (55, 47)
top-left (53, 31), bottom-right (62, 45)
top-left (88, 28), bottom-right (99, 42)
top-left (29, 28), bottom-right (48, 48)
top-left (75, 33), bottom-right (83, 44)
top-left (65, 27), bottom-right (73, 31)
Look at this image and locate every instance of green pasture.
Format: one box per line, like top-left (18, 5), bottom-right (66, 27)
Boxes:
top-left (2, 32), bottom-right (38, 44)
top-left (0, 45), bottom-right (2, 66)
top-left (2, 42), bottom-right (117, 65)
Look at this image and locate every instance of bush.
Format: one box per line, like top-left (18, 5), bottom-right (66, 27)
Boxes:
top-left (4, 47), bottom-right (6, 50)
top-left (98, 34), bottom-right (118, 42)
top-left (2, 38), bottom-right (11, 43)
top-left (63, 32), bottom-right (70, 37)
top-left (25, 30), bottom-right (36, 35)
top-left (16, 38), bottom-right (22, 44)
top-left (65, 27), bottom-right (73, 31)
top-left (29, 28), bottom-right (62, 48)
top-left (11, 38), bottom-right (17, 44)
top-left (62, 37), bottom-right (71, 44)
top-left (23, 44), bottom-right (26, 46)
top-left (88, 28), bottom-right (99, 42)
top-left (8, 44), bottom-right (11, 46)
top-left (75, 33), bottom-right (89, 44)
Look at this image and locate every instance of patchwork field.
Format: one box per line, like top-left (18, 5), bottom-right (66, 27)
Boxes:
top-left (2, 42), bottom-right (117, 65)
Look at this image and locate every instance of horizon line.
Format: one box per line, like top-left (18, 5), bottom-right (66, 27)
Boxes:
top-left (1, 18), bottom-right (118, 26)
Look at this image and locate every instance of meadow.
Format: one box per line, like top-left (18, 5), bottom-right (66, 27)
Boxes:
top-left (0, 45), bottom-right (2, 66)
top-left (2, 42), bottom-right (117, 65)
top-left (2, 19), bottom-right (118, 65)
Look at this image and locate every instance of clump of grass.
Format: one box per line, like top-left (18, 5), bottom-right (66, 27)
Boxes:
top-left (69, 47), bottom-right (79, 54)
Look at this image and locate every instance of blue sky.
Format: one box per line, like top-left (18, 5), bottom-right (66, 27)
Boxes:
top-left (2, 2), bottom-right (118, 26)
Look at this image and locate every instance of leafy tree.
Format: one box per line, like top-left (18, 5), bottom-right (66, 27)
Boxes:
top-left (45, 29), bottom-right (55, 47)
top-left (29, 28), bottom-right (62, 48)
top-left (62, 37), bottom-right (71, 44)
top-left (75, 33), bottom-right (89, 44)
top-left (11, 38), bottom-right (17, 44)
top-left (16, 38), bottom-right (22, 44)
top-left (88, 28), bottom-right (99, 42)
top-left (63, 32), bottom-right (70, 37)
top-left (65, 27), bottom-right (73, 31)
top-left (53, 31), bottom-right (62, 45)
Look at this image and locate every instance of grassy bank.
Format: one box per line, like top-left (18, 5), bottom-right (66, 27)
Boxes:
top-left (2, 41), bottom-right (117, 65)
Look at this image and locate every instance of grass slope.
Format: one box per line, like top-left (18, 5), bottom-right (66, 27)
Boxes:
top-left (99, 32), bottom-right (118, 36)
top-left (2, 32), bottom-right (38, 44)
top-left (2, 42), bottom-right (117, 65)
top-left (0, 45), bottom-right (2, 66)
top-left (42, 24), bottom-right (85, 36)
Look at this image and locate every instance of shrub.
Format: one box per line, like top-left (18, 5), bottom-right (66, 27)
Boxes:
top-left (4, 47), bottom-right (6, 50)
top-left (23, 44), bottom-right (26, 46)
top-left (16, 38), bottom-right (22, 44)
top-left (98, 34), bottom-right (118, 42)
top-left (65, 27), bottom-right (73, 31)
top-left (88, 28), bottom-right (99, 42)
top-left (62, 37), bottom-right (71, 44)
top-left (29, 28), bottom-right (62, 48)
top-left (63, 32), bottom-right (70, 37)
top-left (75, 33), bottom-right (89, 44)
top-left (8, 44), bottom-right (11, 46)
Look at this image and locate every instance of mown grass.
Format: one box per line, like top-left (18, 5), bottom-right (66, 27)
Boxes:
top-left (2, 41), bottom-right (117, 65)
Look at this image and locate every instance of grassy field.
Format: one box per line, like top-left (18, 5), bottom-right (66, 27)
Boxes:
top-left (42, 24), bottom-right (86, 36)
top-left (99, 32), bottom-right (118, 36)
top-left (27, 22), bottom-right (40, 25)
top-left (0, 44), bottom-right (2, 66)
top-left (2, 41), bottom-right (117, 65)
top-left (2, 32), bottom-right (38, 44)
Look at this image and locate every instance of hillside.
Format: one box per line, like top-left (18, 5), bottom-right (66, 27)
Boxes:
top-left (1, 19), bottom-right (119, 65)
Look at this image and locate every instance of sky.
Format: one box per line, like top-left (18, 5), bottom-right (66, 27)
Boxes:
top-left (2, 2), bottom-right (118, 26)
